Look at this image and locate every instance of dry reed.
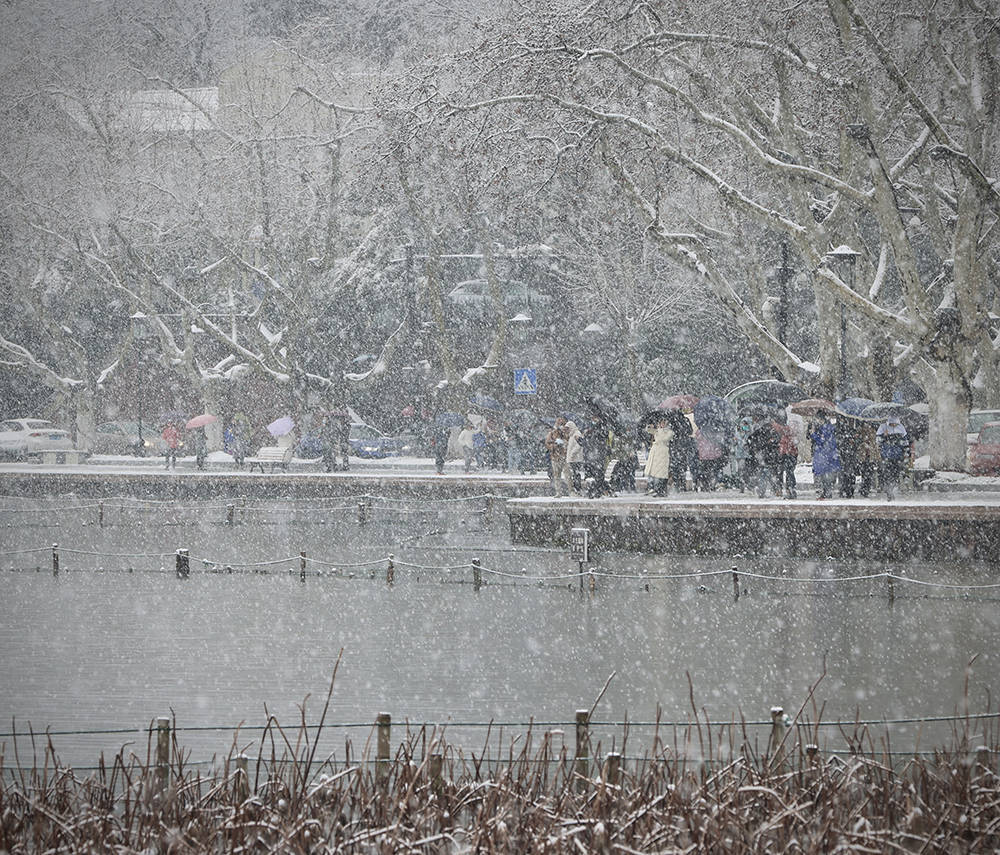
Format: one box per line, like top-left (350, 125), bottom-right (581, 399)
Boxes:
top-left (2, 669), bottom-right (998, 853)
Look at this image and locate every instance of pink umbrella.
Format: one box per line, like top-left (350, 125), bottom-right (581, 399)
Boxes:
top-left (185, 413), bottom-right (218, 429)
top-left (659, 394), bottom-right (700, 410)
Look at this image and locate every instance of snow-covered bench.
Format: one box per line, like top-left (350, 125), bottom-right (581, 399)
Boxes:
top-left (245, 446), bottom-right (293, 473)
top-left (39, 450), bottom-right (88, 464)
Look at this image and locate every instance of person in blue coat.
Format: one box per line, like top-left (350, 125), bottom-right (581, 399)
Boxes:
top-left (808, 413), bottom-right (841, 499)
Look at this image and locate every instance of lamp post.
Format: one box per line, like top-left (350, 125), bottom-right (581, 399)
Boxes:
top-left (825, 246), bottom-right (860, 398)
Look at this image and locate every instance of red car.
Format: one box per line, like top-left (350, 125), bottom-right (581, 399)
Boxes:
top-left (969, 422), bottom-right (1000, 475)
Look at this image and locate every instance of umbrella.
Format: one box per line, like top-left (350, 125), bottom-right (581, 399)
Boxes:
top-left (435, 411), bottom-right (465, 428)
top-left (584, 395), bottom-right (625, 432)
top-left (185, 413), bottom-right (217, 430)
top-left (789, 398), bottom-right (836, 417)
top-left (694, 395), bottom-right (736, 431)
top-left (835, 397), bottom-right (876, 419)
top-left (469, 392), bottom-right (503, 411)
top-left (659, 393), bottom-right (700, 410)
top-left (735, 380), bottom-right (807, 405)
top-left (862, 402), bottom-right (928, 438)
top-left (267, 416), bottom-right (295, 437)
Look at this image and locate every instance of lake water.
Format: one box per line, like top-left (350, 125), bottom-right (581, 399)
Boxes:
top-left (1, 495), bottom-right (997, 770)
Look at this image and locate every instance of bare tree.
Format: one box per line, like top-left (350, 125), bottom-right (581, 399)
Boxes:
top-left (435, 0), bottom-right (999, 469)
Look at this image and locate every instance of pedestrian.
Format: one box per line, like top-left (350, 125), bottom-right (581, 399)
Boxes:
top-left (747, 413), bottom-right (780, 497)
top-left (545, 415), bottom-right (574, 496)
top-left (162, 421), bottom-right (180, 469)
top-left (643, 417), bottom-right (673, 496)
top-left (694, 427), bottom-right (724, 491)
top-left (432, 424), bottom-right (449, 474)
top-left (229, 414), bottom-right (249, 467)
top-left (581, 414), bottom-right (613, 497)
top-left (565, 420), bottom-right (584, 492)
top-left (502, 421), bottom-right (522, 473)
top-left (876, 416), bottom-right (909, 501)
top-left (733, 416), bottom-right (753, 491)
top-left (321, 411), bottom-right (350, 472)
top-left (472, 422), bottom-right (487, 470)
top-left (773, 413), bottom-right (798, 498)
top-left (609, 426), bottom-right (638, 493)
top-left (808, 413), bottom-right (841, 499)
top-left (857, 422), bottom-right (879, 497)
top-left (667, 409), bottom-right (692, 491)
top-left (835, 416), bottom-right (863, 497)
top-left (458, 421), bottom-right (477, 474)
top-left (189, 427), bottom-right (207, 470)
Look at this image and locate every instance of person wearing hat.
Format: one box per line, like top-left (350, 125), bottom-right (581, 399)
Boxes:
top-left (876, 416), bottom-right (908, 501)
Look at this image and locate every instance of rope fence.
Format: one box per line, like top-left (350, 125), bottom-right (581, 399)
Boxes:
top-left (2, 708), bottom-right (996, 778)
top-left (3, 540), bottom-right (999, 596)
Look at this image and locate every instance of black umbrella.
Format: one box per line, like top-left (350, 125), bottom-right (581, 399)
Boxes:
top-left (862, 402), bottom-right (928, 438)
top-left (584, 395), bottom-right (625, 432)
top-left (737, 380), bottom-right (808, 406)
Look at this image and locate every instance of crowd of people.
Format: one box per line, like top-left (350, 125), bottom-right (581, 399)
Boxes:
top-left (430, 399), bottom-right (915, 502)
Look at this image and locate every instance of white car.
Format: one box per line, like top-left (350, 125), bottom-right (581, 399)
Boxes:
top-left (0, 418), bottom-right (74, 458)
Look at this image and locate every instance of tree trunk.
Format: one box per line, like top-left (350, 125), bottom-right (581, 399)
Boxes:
top-left (925, 364), bottom-right (971, 472)
top-left (73, 389), bottom-right (98, 452)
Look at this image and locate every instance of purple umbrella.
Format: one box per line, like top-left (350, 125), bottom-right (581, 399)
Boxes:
top-left (267, 416), bottom-right (295, 437)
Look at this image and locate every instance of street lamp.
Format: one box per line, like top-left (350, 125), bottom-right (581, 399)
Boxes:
top-left (825, 245), bottom-right (860, 398)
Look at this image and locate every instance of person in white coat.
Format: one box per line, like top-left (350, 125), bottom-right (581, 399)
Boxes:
top-left (457, 422), bottom-right (477, 473)
top-left (644, 417), bottom-right (674, 496)
top-left (565, 421), bottom-right (584, 493)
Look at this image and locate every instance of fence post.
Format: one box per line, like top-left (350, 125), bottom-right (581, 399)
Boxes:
top-left (387, 554), bottom-right (395, 586)
top-left (156, 716), bottom-right (171, 792)
top-left (604, 751), bottom-right (621, 787)
top-left (429, 752), bottom-right (443, 794)
top-left (588, 569), bottom-right (596, 595)
top-left (886, 572), bottom-right (895, 605)
top-left (227, 504), bottom-right (235, 526)
top-left (769, 706), bottom-right (788, 772)
top-left (472, 558), bottom-right (482, 592)
top-left (98, 501), bottom-right (104, 528)
top-left (575, 709), bottom-right (590, 790)
top-left (732, 567), bottom-right (740, 601)
top-left (52, 543), bottom-right (59, 576)
top-left (642, 569), bottom-right (649, 592)
top-left (358, 500), bottom-right (368, 525)
top-left (235, 753), bottom-right (249, 801)
top-left (375, 712), bottom-right (391, 788)
top-left (175, 549), bottom-right (190, 579)
top-left (300, 550), bottom-right (307, 582)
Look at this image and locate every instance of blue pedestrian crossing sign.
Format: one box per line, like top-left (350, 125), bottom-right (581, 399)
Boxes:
top-left (514, 368), bottom-right (537, 395)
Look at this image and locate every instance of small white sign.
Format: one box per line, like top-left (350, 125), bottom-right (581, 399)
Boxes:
top-left (570, 527), bottom-right (589, 563)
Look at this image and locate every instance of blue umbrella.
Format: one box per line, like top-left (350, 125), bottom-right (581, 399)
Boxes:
top-left (836, 397), bottom-right (876, 419)
top-left (469, 392), bottom-right (503, 411)
top-left (435, 411), bottom-right (465, 427)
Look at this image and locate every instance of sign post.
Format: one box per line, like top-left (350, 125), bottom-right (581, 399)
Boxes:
top-left (514, 368), bottom-right (537, 396)
top-left (571, 527), bottom-right (590, 592)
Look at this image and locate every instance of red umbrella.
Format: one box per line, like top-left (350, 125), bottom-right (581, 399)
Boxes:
top-left (789, 398), bottom-right (836, 417)
top-left (659, 394), bottom-right (700, 410)
top-left (185, 413), bottom-right (218, 429)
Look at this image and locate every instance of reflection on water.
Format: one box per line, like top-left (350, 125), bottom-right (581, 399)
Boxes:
top-left (0, 496), bottom-right (997, 767)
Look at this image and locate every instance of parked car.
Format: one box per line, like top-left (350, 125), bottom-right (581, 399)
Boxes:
top-left (0, 418), bottom-right (74, 459)
top-left (349, 423), bottom-right (404, 459)
top-left (967, 409), bottom-right (1000, 447)
top-left (93, 421), bottom-right (159, 456)
top-left (969, 422), bottom-right (1000, 476)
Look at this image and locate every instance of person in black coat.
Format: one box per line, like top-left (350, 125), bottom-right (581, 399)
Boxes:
top-left (580, 415), bottom-right (614, 497)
